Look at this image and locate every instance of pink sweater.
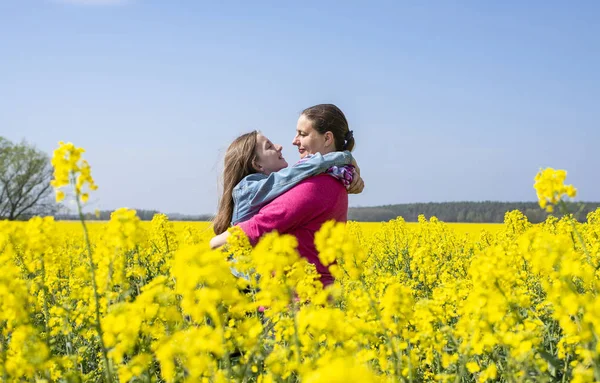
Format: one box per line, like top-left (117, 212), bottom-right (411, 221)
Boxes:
top-left (237, 174), bottom-right (348, 286)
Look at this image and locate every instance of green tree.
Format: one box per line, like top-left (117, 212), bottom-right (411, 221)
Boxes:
top-left (0, 137), bottom-right (55, 220)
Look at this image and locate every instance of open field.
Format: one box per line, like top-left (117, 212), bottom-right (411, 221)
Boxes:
top-left (357, 221), bottom-right (503, 237)
top-left (49, 220), bottom-right (504, 238)
top-left (1, 211), bottom-right (598, 382)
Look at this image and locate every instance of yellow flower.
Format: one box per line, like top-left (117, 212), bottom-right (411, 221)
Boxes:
top-left (50, 141), bottom-right (98, 205)
top-left (466, 361), bottom-right (480, 373)
top-left (302, 358), bottom-right (384, 383)
top-left (533, 167), bottom-right (577, 212)
top-left (55, 190), bottom-right (65, 203)
top-left (478, 363), bottom-right (497, 382)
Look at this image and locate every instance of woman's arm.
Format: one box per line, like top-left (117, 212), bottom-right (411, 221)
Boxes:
top-left (210, 230), bottom-right (231, 249)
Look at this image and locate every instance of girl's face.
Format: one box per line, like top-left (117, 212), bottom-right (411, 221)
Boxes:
top-left (292, 114), bottom-right (335, 159)
top-left (253, 134), bottom-right (288, 175)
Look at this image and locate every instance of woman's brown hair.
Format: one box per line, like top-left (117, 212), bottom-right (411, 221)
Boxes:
top-left (301, 104), bottom-right (354, 152)
top-left (213, 131), bottom-right (259, 234)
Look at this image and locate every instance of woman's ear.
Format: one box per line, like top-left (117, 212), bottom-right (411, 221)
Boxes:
top-left (324, 131), bottom-right (334, 147)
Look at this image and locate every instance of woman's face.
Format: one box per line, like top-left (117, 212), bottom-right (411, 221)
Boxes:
top-left (254, 134), bottom-right (288, 175)
top-left (292, 114), bottom-right (335, 159)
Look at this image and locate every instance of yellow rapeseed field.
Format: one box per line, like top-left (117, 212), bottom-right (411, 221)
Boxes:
top-left (0, 142), bottom-right (596, 383)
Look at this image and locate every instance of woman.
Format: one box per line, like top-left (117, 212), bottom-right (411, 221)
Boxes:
top-left (211, 104), bottom-right (363, 286)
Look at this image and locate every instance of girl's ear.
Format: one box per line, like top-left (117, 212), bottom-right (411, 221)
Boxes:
top-left (324, 131), bottom-right (334, 147)
top-left (252, 158), bottom-right (263, 172)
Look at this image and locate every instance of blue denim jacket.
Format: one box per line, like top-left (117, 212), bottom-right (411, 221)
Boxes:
top-left (231, 151), bottom-right (353, 225)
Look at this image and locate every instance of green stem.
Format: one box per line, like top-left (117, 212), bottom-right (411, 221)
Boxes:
top-left (76, 196), bottom-right (114, 383)
top-left (561, 354), bottom-right (569, 383)
top-left (0, 333), bottom-right (7, 383)
top-left (40, 256), bottom-right (51, 340)
top-left (290, 288), bottom-right (303, 371)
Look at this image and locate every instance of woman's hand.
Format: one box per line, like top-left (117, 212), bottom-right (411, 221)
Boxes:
top-left (346, 158), bottom-right (364, 194)
top-left (347, 170), bottom-right (364, 194)
top-left (351, 158), bottom-right (360, 174)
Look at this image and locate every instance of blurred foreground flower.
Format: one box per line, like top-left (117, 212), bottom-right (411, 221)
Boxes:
top-left (533, 167), bottom-right (576, 212)
top-left (50, 141), bottom-right (98, 203)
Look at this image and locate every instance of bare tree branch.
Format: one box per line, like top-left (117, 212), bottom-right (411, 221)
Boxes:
top-left (0, 137), bottom-right (55, 220)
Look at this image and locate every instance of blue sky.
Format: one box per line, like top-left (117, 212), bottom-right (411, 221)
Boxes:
top-left (1, 0), bottom-right (598, 214)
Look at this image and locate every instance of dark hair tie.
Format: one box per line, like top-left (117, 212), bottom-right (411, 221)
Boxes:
top-left (345, 130), bottom-right (354, 142)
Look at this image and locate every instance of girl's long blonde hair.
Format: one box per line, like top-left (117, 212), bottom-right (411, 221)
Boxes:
top-left (213, 131), bottom-right (259, 235)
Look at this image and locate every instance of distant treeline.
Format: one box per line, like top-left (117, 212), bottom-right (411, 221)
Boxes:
top-left (347, 201), bottom-right (600, 223)
top-left (54, 209), bottom-right (214, 222)
top-left (52, 202), bottom-right (600, 224)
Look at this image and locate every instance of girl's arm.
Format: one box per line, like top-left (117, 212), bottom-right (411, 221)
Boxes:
top-left (251, 151), bottom-right (352, 202)
top-left (238, 175), bottom-right (344, 245)
top-left (233, 151), bottom-right (353, 222)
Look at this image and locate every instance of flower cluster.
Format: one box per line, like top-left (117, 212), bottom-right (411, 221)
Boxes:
top-left (50, 141), bottom-right (98, 203)
top-left (534, 167), bottom-right (577, 212)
